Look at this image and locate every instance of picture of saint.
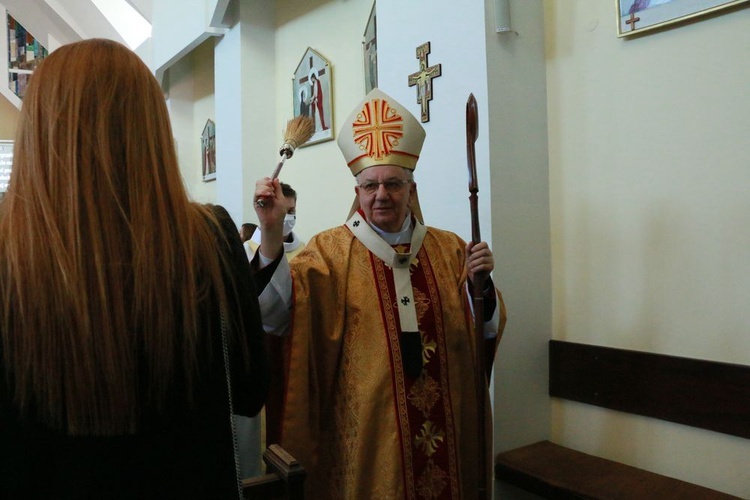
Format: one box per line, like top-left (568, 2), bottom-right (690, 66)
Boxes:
top-left (201, 119), bottom-right (216, 182)
top-left (292, 48), bottom-right (333, 146)
top-left (308, 69), bottom-right (329, 131)
top-left (298, 86), bottom-right (309, 117)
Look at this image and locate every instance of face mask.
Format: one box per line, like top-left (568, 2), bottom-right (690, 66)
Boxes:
top-left (283, 214), bottom-right (296, 236)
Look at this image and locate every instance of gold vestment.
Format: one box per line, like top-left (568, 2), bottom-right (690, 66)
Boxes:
top-left (270, 224), bottom-right (506, 499)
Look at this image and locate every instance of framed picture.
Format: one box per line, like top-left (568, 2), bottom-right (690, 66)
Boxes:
top-left (201, 119), bottom-right (216, 182)
top-left (363, 2), bottom-right (378, 94)
top-left (617, 0), bottom-right (750, 37)
top-left (7, 13), bottom-right (48, 100)
top-left (0, 140), bottom-right (14, 196)
top-left (293, 47), bottom-right (334, 147)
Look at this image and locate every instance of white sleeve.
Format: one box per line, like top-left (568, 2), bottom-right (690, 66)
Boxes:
top-left (258, 256), bottom-right (293, 336)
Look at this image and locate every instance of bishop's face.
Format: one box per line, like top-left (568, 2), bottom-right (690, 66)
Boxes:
top-left (355, 165), bottom-right (416, 233)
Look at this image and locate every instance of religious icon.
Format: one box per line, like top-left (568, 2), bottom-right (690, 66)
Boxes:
top-left (7, 14), bottom-right (48, 101)
top-left (293, 47), bottom-right (334, 147)
top-left (201, 119), bottom-right (216, 182)
top-left (407, 41), bottom-right (441, 123)
top-left (0, 140), bottom-right (14, 196)
top-left (363, 2), bottom-right (378, 94)
top-left (617, 0), bottom-right (749, 37)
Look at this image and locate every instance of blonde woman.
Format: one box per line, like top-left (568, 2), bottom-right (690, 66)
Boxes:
top-left (0, 39), bottom-right (268, 498)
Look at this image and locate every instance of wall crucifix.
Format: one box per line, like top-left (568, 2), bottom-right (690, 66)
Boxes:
top-left (407, 41), bottom-right (441, 123)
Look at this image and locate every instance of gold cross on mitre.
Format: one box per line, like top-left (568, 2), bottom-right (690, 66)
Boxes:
top-left (407, 42), bottom-right (441, 123)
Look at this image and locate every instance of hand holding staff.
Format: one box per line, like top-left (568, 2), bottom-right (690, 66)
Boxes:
top-left (466, 93), bottom-right (490, 500)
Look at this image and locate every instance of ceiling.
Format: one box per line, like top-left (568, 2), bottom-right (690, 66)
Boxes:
top-left (2, 0), bottom-right (151, 50)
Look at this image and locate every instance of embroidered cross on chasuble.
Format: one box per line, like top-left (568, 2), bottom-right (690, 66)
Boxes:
top-left (346, 211), bottom-right (461, 499)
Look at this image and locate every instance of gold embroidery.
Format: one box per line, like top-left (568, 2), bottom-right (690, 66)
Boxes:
top-left (418, 244), bottom-right (461, 497)
top-left (393, 244), bottom-right (409, 254)
top-left (353, 98), bottom-right (404, 160)
top-left (285, 228), bottom-right (480, 499)
top-left (421, 331), bottom-right (437, 366)
top-left (413, 288), bottom-right (430, 323)
top-left (408, 374), bottom-right (440, 418)
top-left (415, 459), bottom-right (448, 499)
top-left (414, 421), bottom-right (445, 457)
top-left (373, 253), bottom-right (417, 494)
top-left (392, 244), bottom-right (419, 269)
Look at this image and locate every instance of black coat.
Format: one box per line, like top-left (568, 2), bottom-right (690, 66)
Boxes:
top-left (0, 205), bottom-right (269, 499)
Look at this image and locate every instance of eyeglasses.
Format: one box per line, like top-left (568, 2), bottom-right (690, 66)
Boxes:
top-left (358, 179), bottom-right (412, 194)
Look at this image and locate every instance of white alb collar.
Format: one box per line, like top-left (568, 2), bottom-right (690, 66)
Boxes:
top-left (368, 212), bottom-right (413, 246)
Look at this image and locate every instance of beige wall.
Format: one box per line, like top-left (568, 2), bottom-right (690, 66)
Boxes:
top-left (273, 0), bottom-right (374, 241)
top-left (162, 0), bottom-right (371, 237)
top-left (545, 1), bottom-right (750, 496)
top-left (166, 38), bottom-right (217, 204)
top-left (485, 0), bottom-right (552, 459)
top-left (0, 95), bottom-right (19, 140)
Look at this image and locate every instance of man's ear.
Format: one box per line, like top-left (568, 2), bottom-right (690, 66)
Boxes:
top-left (408, 182), bottom-right (417, 207)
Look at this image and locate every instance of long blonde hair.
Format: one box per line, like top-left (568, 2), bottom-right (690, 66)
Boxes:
top-left (0, 39), bottom-right (238, 435)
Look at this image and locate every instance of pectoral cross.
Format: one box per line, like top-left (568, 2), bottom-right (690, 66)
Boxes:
top-left (408, 42), bottom-right (441, 123)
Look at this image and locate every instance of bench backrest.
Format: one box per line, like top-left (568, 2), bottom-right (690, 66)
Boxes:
top-left (549, 340), bottom-right (750, 439)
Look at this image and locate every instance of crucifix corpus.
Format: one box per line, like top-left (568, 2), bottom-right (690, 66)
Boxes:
top-left (408, 41), bottom-right (441, 123)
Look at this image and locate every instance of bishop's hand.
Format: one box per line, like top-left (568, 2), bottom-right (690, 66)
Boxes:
top-left (466, 241), bottom-right (494, 287)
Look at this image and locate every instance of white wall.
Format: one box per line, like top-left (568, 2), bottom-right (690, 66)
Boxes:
top-left (274, 0), bottom-right (496, 242)
top-left (272, 0), bottom-right (375, 241)
top-left (377, 0), bottom-right (492, 243)
top-left (545, 0), bottom-right (750, 496)
top-left (166, 38), bottom-right (217, 204)
top-left (221, 0), bottom-right (277, 226)
top-left (484, 0), bottom-right (552, 460)
top-left (150, 0), bottom-right (225, 82)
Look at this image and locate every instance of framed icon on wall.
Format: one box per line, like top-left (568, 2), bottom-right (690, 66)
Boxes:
top-left (293, 47), bottom-right (333, 147)
top-left (363, 2), bottom-right (378, 94)
top-left (201, 119), bottom-right (216, 182)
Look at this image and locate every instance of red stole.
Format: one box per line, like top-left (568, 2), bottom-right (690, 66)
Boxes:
top-left (371, 243), bottom-right (461, 499)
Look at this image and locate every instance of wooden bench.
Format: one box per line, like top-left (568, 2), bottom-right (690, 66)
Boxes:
top-left (242, 444), bottom-right (306, 500)
top-left (495, 440), bottom-right (739, 499)
top-left (494, 340), bottom-right (750, 499)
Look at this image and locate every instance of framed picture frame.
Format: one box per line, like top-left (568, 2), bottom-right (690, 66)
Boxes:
top-left (292, 47), bottom-right (334, 147)
top-left (201, 119), bottom-right (216, 182)
top-left (363, 2), bottom-right (378, 94)
top-left (617, 0), bottom-right (750, 37)
top-left (7, 13), bottom-right (48, 100)
top-left (0, 140), bottom-right (14, 196)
